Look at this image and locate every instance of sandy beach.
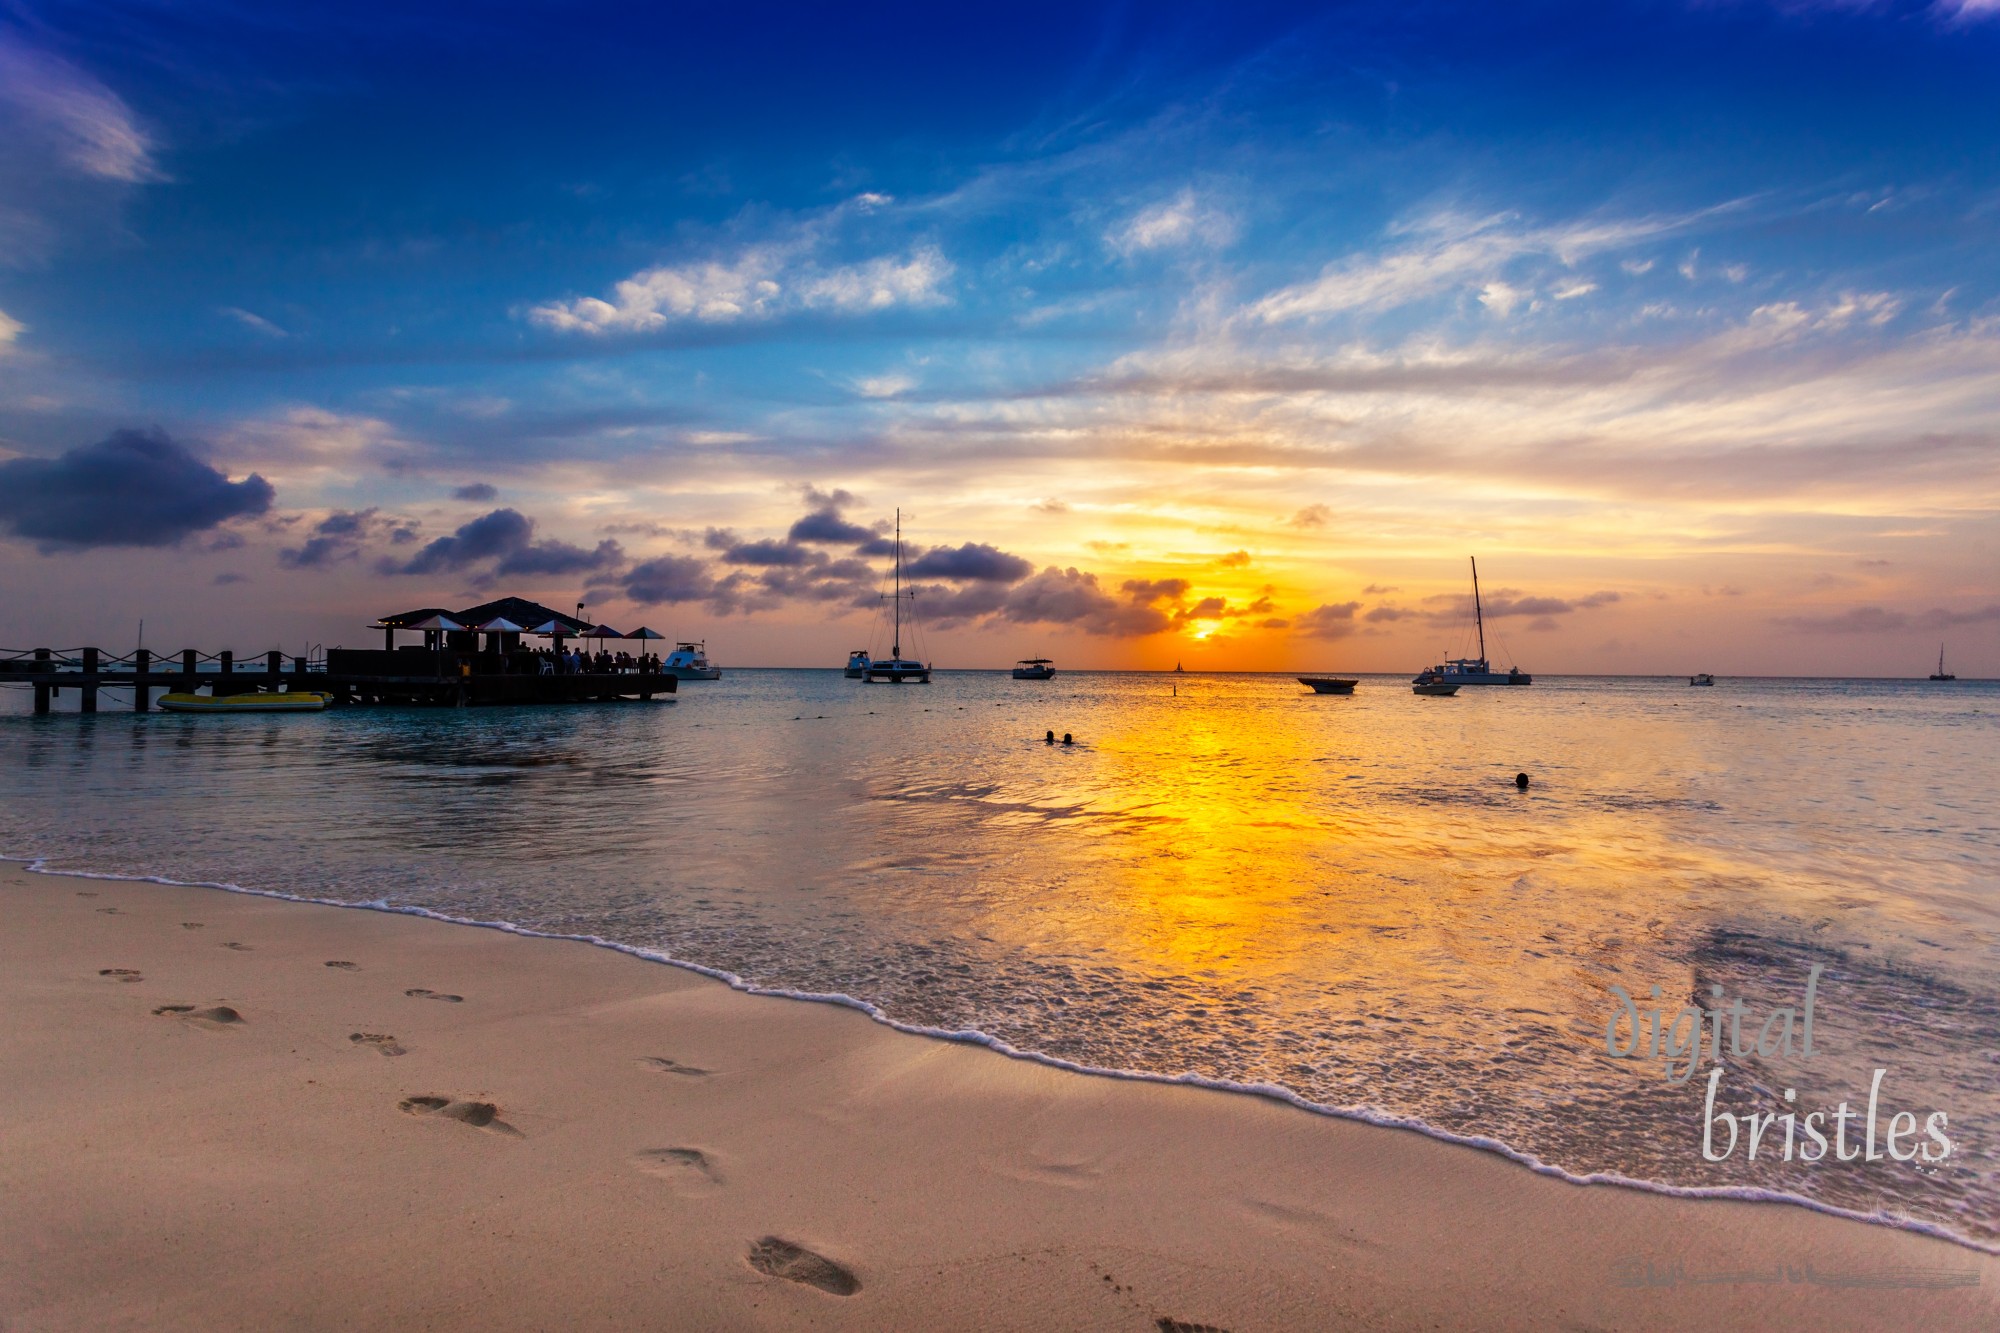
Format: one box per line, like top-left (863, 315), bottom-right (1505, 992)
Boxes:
top-left (1, 859), bottom-right (1990, 1331)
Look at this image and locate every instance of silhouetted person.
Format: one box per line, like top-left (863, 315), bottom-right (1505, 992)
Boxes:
top-left (1515, 772), bottom-right (1530, 790)
top-left (1044, 730), bottom-right (1055, 744)
top-left (1062, 733), bottom-right (1074, 746)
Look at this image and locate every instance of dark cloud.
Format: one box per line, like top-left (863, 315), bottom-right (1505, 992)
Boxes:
top-left (906, 541), bottom-right (1033, 583)
top-left (1362, 583), bottom-right (1399, 595)
top-left (1364, 604), bottom-right (1413, 622)
top-left (1216, 551), bottom-right (1251, 568)
top-left (622, 554), bottom-right (717, 605)
top-left (996, 566), bottom-right (1173, 636)
top-left (213, 572), bottom-right (249, 585)
top-left (394, 507), bottom-right (624, 581)
top-left (1773, 603), bottom-right (2000, 634)
top-left (1296, 601), bottom-right (1362, 638)
top-left (453, 482), bottom-right (498, 502)
top-left (0, 428), bottom-right (274, 551)
top-left (280, 508), bottom-right (379, 569)
top-left (1419, 589), bottom-right (1621, 624)
top-left (723, 537), bottom-right (815, 567)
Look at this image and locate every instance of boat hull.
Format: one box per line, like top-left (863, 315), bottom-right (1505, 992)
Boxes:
top-left (1412, 683), bottom-right (1460, 696)
top-left (1297, 677), bottom-right (1356, 694)
top-left (669, 667), bottom-right (721, 681)
top-left (865, 661), bottom-right (930, 683)
top-left (1011, 667), bottom-right (1055, 680)
top-left (158, 692), bottom-right (328, 713)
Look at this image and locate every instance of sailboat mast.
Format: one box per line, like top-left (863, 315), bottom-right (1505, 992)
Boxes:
top-left (1471, 556), bottom-right (1486, 663)
top-left (892, 509), bottom-right (902, 659)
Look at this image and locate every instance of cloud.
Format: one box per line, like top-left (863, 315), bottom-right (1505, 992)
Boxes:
top-left (1030, 498), bottom-right (1069, 514)
top-left (1288, 504), bottom-right (1332, 529)
top-left (993, 566), bottom-right (1174, 635)
top-left (905, 541), bottom-right (1033, 583)
top-left (1296, 601), bottom-right (1363, 638)
top-left (280, 508), bottom-right (381, 569)
top-left (394, 508), bottom-right (624, 581)
top-left (528, 200), bottom-right (953, 334)
top-left (1216, 550), bottom-right (1251, 568)
top-left (1245, 207), bottom-right (1711, 323)
top-left (1773, 603), bottom-right (2000, 634)
top-left (220, 307), bottom-right (285, 337)
top-left (0, 37), bottom-right (161, 184)
top-left (0, 308), bottom-right (23, 349)
top-left (452, 482), bottom-right (498, 502)
top-left (1108, 188), bottom-right (1236, 256)
top-left (721, 537), bottom-right (815, 567)
top-left (0, 428), bottom-right (273, 551)
top-left (787, 489), bottom-right (879, 545)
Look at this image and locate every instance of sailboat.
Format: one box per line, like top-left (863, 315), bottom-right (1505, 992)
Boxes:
top-left (1413, 557), bottom-right (1532, 686)
top-left (864, 511), bottom-right (931, 684)
top-left (1929, 645), bottom-right (1956, 682)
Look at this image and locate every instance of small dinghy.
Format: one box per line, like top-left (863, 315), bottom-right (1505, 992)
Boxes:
top-left (1412, 681), bottom-right (1460, 697)
top-left (158, 691), bottom-right (329, 713)
top-left (1298, 676), bottom-right (1357, 694)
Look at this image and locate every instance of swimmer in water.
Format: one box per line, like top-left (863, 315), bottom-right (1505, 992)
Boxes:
top-left (1062, 733), bottom-right (1074, 746)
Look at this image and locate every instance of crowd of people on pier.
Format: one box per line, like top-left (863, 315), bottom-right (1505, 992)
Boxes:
top-left (531, 646), bottom-right (659, 675)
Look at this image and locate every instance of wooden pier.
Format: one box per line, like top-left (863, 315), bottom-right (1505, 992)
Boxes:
top-left (0, 646), bottom-right (675, 713)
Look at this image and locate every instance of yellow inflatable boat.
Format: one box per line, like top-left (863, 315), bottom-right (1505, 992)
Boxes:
top-left (157, 691), bottom-right (330, 714)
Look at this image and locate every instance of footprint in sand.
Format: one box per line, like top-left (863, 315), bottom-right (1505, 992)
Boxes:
top-left (221, 942), bottom-right (253, 951)
top-left (638, 1056), bottom-right (712, 1077)
top-left (398, 1094), bottom-right (520, 1136)
top-left (745, 1237), bottom-right (859, 1296)
top-left (325, 960), bottom-right (360, 971)
top-left (153, 1003), bottom-right (244, 1027)
top-left (633, 1147), bottom-right (722, 1193)
top-left (99, 968), bottom-right (143, 983)
top-left (404, 988), bottom-right (464, 1002)
top-left (350, 1032), bottom-right (407, 1057)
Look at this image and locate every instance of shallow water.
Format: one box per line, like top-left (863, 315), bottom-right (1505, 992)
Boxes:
top-left (3, 670), bottom-right (1996, 1247)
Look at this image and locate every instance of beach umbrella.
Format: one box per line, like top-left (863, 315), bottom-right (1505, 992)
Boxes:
top-left (403, 614), bottom-right (462, 632)
top-left (626, 627), bottom-right (667, 640)
top-left (476, 617), bottom-right (525, 633)
top-left (528, 618), bottom-right (579, 637)
top-left (588, 623), bottom-right (626, 639)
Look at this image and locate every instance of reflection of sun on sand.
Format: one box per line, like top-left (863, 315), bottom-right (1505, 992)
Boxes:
top-left (1, 859), bottom-right (1993, 1331)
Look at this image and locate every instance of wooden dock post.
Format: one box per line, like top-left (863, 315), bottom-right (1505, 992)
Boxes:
top-left (266, 650), bottom-right (281, 693)
top-left (219, 650), bottom-right (233, 685)
top-left (33, 648), bottom-right (51, 714)
top-left (181, 649), bottom-right (197, 692)
top-left (80, 647), bottom-right (98, 713)
top-left (133, 649), bottom-right (151, 711)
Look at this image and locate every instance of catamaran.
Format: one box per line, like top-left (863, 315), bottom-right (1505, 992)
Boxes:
top-left (865, 511), bottom-right (931, 684)
top-left (1413, 558), bottom-right (1532, 686)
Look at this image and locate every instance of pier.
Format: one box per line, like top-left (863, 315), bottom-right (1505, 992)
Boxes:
top-left (1, 596), bottom-right (678, 712)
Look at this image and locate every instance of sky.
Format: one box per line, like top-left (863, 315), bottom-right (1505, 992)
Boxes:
top-left (0, 0), bottom-right (1996, 674)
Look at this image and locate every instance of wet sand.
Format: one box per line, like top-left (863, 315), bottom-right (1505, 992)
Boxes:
top-left (1, 860), bottom-right (1991, 1331)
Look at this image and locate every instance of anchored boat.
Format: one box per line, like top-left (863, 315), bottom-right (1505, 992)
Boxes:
top-left (1297, 676), bottom-right (1357, 694)
top-left (1011, 658), bottom-right (1056, 680)
top-left (1414, 558), bottom-right (1532, 686)
top-left (844, 650), bottom-right (871, 678)
top-left (865, 511), bottom-right (931, 684)
top-left (158, 690), bottom-right (329, 713)
top-left (1929, 645), bottom-right (1956, 681)
top-left (663, 641), bottom-right (721, 680)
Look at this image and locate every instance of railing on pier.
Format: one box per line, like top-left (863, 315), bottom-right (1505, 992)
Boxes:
top-left (0, 646), bottom-right (328, 714)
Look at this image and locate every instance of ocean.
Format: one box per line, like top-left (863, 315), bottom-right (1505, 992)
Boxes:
top-left (3, 670), bottom-right (1995, 1249)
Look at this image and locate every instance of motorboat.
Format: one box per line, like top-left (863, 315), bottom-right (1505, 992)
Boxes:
top-left (1689, 673), bottom-right (1715, 686)
top-left (1414, 557), bottom-right (1532, 686)
top-left (158, 690), bottom-right (329, 713)
top-left (1412, 681), bottom-right (1460, 697)
top-left (1012, 658), bottom-right (1056, 680)
top-left (844, 650), bottom-right (871, 678)
top-left (1297, 676), bottom-right (1357, 694)
top-left (663, 641), bottom-right (721, 681)
top-left (865, 511), bottom-right (932, 684)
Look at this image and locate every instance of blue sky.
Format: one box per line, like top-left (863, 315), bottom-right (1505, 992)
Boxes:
top-left (1, 1), bottom-right (1996, 671)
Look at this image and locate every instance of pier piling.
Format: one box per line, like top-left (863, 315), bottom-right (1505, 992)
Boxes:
top-left (133, 650), bottom-right (151, 712)
top-left (81, 647), bottom-right (98, 713)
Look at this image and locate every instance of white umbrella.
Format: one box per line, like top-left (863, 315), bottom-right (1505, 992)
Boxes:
top-left (476, 617), bottom-right (525, 633)
top-left (404, 614), bottom-right (462, 632)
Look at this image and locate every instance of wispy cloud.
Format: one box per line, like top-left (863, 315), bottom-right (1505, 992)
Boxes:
top-left (1107, 188), bottom-right (1236, 257)
top-left (0, 36), bottom-right (161, 184)
top-left (220, 307), bottom-right (286, 337)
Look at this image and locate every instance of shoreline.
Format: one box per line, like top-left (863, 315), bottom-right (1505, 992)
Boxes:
top-left (3, 859), bottom-right (1992, 1329)
top-left (8, 855), bottom-right (1989, 1261)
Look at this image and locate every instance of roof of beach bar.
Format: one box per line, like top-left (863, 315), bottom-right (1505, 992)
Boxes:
top-left (374, 597), bottom-right (589, 632)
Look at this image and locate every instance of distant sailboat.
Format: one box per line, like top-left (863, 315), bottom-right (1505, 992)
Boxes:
top-left (1929, 645), bottom-right (1956, 682)
top-left (1413, 557), bottom-right (1532, 686)
top-left (864, 511), bottom-right (931, 684)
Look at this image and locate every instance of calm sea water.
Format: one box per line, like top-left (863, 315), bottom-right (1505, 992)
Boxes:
top-left (3, 671), bottom-right (1996, 1248)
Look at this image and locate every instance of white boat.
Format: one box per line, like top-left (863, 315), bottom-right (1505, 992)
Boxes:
top-left (844, 650), bottom-right (871, 678)
top-left (865, 511), bottom-right (931, 684)
top-left (1414, 558), bottom-right (1532, 686)
top-left (1011, 658), bottom-right (1055, 680)
top-left (663, 641), bottom-right (721, 680)
top-left (158, 690), bottom-right (329, 713)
